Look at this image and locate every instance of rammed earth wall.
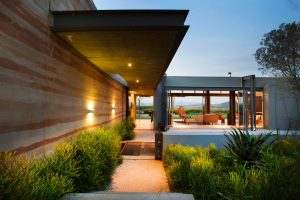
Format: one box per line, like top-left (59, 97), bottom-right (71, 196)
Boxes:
top-left (0, 0), bottom-right (127, 156)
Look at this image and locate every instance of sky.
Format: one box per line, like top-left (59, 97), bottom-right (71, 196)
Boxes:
top-left (94, 0), bottom-right (300, 77)
top-left (93, 0), bottom-right (300, 105)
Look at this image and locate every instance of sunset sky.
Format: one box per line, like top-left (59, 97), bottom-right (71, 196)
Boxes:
top-left (94, 0), bottom-right (300, 77)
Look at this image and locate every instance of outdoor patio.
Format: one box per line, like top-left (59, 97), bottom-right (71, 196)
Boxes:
top-left (171, 120), bottom-right (231, 130)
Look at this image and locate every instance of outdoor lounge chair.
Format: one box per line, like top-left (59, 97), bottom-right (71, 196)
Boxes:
top-left (184, 114), bottom-right (221, 125)
top-left (217, 114), bottom-right (225, 124)
top-left (203, 114), bottom-right (219, 125)
top-left (184, 114), bottom-right (203, 124)
top-left (178, 106), bottom-right (187, 121)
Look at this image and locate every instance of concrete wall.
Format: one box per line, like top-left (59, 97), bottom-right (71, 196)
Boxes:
top-left (163, 130), bottom-right (300, 150)
top-left (264, 81), bottom-right (300, 130)
top-left (0, 0), bottom-right (127, 156)
top-left (163, 131), bottom-right (228, 149)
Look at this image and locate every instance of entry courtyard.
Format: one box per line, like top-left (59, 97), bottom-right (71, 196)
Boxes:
top-left (1, 0), bottom-right (300, 200)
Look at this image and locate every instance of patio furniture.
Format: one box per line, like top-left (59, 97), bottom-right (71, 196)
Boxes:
top-left (195, 115), bottom-right (204, 123)
top-left (184, 115), bottom-right (203, 124)
top-left (217, 114), bottom-right (225, 124)
top-left (203, 114), bottom-right (219, 125)
top-left (185, 117), bottom-right (195, 124)
top-left (185, 114), bottom-right (219, 125)
top-left (178, 106), bottom-right (187, 121)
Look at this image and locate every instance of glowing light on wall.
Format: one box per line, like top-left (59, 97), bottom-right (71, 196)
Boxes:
top-left (87, 101), bottom-right (95, 113)
top-left (87, 113), bottom-right (94, 124)
top-left (86, 100), bottom-right (95, 124)
top-left (112, 100), bottom-right (115, 116)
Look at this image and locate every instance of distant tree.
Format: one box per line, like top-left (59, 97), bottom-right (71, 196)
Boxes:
top-left (255, 22), bottom-right (300, 92)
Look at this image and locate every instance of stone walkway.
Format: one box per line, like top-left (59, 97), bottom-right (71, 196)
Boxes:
top-left (63, 128), bottom-right (195, 200)
top-left (108, 159), bottom-right (170, 192)
top-left (107, 129), bottom-right (170, 193)
top-left (63, 192), bottom-right (194, 200)
top-left (135, 119), bottom-right (154, 130)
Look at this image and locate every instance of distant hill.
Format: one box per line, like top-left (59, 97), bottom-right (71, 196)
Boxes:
top-left (213, 102), bottom-right (229, 108)
top-left (140, 100), bottom-right (229, 108)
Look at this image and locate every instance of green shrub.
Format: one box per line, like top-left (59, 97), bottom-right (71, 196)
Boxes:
top-left (0, 152), bottom-right (33, 200)
top-left (189, 155), bottom-right (218, 200)
top-left (164, 144), bottom-right (267, 200)
top-left (163, 145), bottom-right (220, 195)
top-left (218, 164), bottom-right (267, 200)
top-left (163, 144), bottom-right (198, 191)
top-left (1, 125), bottom-right (123, 199)
top-left (261, 138), bottom-right (300, 200)
top-left (163, 136), bottom-right (300, 200)
top-left (31, 143), bottom-right (80, 181)
top-left (30, 142), bottom-right (80, 194)
top-left (114, 118), bottom-right (136, 140)
top-left (70, 128), bottom-right (122, 191)
top-left (0, 151), bottom-right (76, 200)
top-left (30, 172), bottom-right (74, 200)
top-left (224, 128), bottom-right (275, 167)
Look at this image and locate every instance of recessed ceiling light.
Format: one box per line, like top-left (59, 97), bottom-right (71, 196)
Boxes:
top-left (136, 79), bottom-right (139, 83)
top-left (128, 63), bottom-right (132, 67)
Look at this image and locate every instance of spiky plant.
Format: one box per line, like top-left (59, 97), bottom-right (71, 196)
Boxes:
top-left (224, 128), bottom-right (276, 167)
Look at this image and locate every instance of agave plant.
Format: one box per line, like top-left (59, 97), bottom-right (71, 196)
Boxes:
top-left (224, 128), bottom-right (276, 167)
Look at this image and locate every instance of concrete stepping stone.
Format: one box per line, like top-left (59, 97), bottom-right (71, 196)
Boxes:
top-left (62, 192), bottom-right (195, 200)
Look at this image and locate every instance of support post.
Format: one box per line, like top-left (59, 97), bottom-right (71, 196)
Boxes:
top-left (205, 90), bottom-right (210, 114)
top-left (241, 75), bottom-right (256, 131)
top-left (162, 79), bottom-right (168, 130)
top-left (229, 91), bottom-right (236, 125)
top-left (129, 92), bottom-right (136, 120)
top-left (154, 76), bottom-right (167, 130)
top-left (251, 75), bottom-right (256, 131)
top-left (243, 89), bottom-right (248, 130)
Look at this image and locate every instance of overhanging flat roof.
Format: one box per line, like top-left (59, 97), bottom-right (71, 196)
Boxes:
top-left (165, 76), bottom-right (278, 91)
top-left (51, 10), bottom-right (189, 95)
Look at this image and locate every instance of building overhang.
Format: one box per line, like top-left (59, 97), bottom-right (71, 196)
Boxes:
top-left (165, 76), bottom-right (275, 91)
top-left (51, 10), bottom-right (189, 95)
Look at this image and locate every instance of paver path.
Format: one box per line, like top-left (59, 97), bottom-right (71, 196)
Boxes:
top-left (63, 192), bottom-right (194, 200)
top-left (108, 159), bottom-right (170, 192)
top-left (107, 128), bottom-right (170, 193)
top-left (63, 127), bottom-right (194, 199)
